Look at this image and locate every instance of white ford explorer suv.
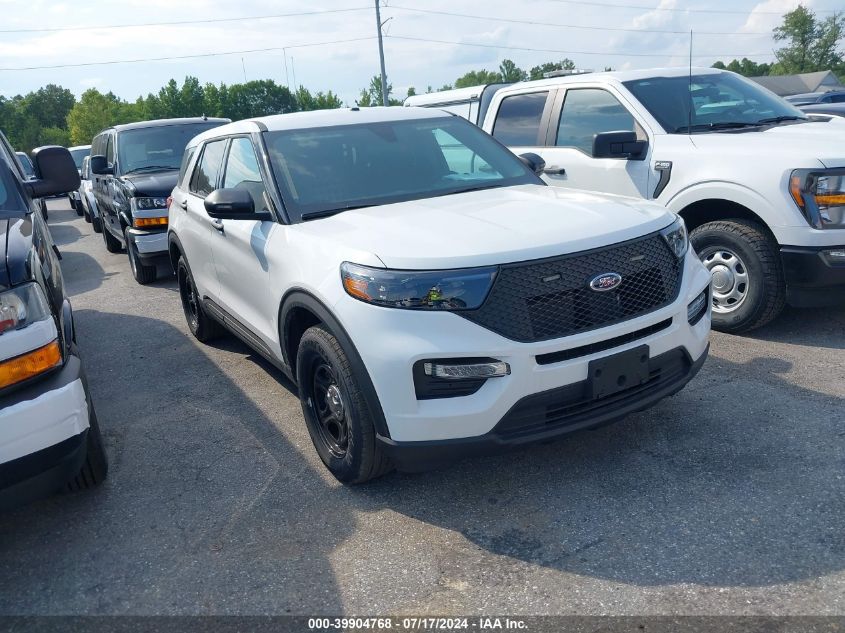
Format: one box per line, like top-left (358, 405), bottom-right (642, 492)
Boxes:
top-left (407, 68), bottom-right (845, 332)
top-left (167, 107), bottom-right (711, 483)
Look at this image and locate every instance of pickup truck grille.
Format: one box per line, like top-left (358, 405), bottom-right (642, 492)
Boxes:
top-left (461, 232), bottom-right (683, 342)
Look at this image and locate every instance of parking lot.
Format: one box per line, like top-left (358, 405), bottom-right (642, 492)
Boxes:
top-left (0, 198), bottom-right (842, 615)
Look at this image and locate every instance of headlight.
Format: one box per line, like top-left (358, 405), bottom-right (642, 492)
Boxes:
top-left (790, 168), bottom-right (845, 229)
top-left (660, 216), bottom-right (688, 259)
top-left (0, 283), bottom-right (51, 336)
top-left (340, 262), bottom-right (497, 310)
top-left (131, 197), bottom-right (168, 211)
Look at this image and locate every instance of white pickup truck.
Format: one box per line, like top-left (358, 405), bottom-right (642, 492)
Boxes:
top-left (406, 68), bottom-right (845, 332)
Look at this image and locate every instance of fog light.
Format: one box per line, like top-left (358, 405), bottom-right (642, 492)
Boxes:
top-left (423, 359), bottom-right (510, 380)
top-left (687, 288), bottom-right (709, 325)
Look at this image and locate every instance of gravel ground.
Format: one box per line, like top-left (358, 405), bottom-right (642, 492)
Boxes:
top-left (0, 200), bottom-right (843, 616)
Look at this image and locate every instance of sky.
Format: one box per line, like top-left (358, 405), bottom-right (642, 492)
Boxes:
top-left (0, 0), bottom-right (841, 106)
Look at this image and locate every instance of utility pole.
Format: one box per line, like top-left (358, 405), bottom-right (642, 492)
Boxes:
top-left (374, 0), bottom-right (389, 106)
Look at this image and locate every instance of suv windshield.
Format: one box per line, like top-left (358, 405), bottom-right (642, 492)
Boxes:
top-left (69, 148), bottom-right (89, 170)
top-left (0, 161), bottom-right (26, 215)
top-left (623, 73), bottom-right (808, 133)
top-left (118, 123), bottom-right (223, 175)
top-left (264, 116), bottom-right (539, 221)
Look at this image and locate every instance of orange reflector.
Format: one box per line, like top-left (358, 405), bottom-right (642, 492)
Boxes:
top-left (0, 340), bottom-right (61, 389)
top-left (343, 276), bottom-right (371, 301)
top-left (134, 216), bottom-right (168, 228)
top-left (815, 194), bottom-right (845, 204)
top-left (790, 176), bottom-right (804, 208)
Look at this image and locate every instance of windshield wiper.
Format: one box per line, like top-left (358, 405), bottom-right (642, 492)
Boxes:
top-left (433, 183), bottom-right (504, 197)
top-left (674, 121), bottom-right (764, 133)
top-left (756, 115), bottom-right (807, 125)
top-left (124, 165), bottom-right (175, 174)
top-left (301, 205), bottom-right (372, 221)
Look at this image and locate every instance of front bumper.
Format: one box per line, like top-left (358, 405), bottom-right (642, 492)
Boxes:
top-left (0, 354), bottom-right (91, 509)
top-left (781, 245), bottom-right (845, 306)
top-left (125, 227), bottom-right (169, 265)
top-left (338, 249), bottom-right (712, 445)
top-left (380, 344), bottom-right (708, 472)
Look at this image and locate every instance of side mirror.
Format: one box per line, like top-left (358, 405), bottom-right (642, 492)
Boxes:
top-left (518, 152), bottom-right (546, 175)
top-left (592, 131), bottom-right (648, 160)
top-left (24, 146), bottom-right (81, 199)
top-left (90, 155), bottom-right (113, 175)
top-left (204, 189), bottom-right (272, 221)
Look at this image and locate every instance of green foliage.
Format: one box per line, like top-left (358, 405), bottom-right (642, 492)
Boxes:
top-left (499, 59), bottom-right (527, 82)
top-left (529, 59), bottom-right (576, 80)
top-left (357, 75), bottom-right (402, 106)
top-left (454, 69), bottom-right (502, 88)
top-left (711, 58), bottom-right (773, 76)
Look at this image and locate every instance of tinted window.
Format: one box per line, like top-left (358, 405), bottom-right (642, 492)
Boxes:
top-left (69, 148), bottom-right (88, 169)
top-left (556, 89), bottom-right (635, 154)
top-left (223, 137), bottom-right (267, 211)
top-left (178, 147), bottom-right (196, 187)
top-left (264, 116), bottom-right (538, 221)
top-left (830, 94), bottom-right (845, 103)
top-left (0, 162), bottom-right (25, 212)
top-left (105, 134), bottom-right (114, 163)
top-left (190, 140), bottom-right (227, 197)
top-left (117, 122), bottom-right (225, 175)
top-left (492, 92), bottom-right (548, 146)
top-left (624, 73), bottom-right (807, 133)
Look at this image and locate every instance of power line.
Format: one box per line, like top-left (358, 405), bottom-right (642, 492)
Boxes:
top-left (0, 7), bottom-right (371, 34)
top-left (388, 5), bottom-right (773, 35)
top-left (542, 0), bottom-right (839, 15)
top-left (386, 34), bottom-right (773, 59)
top-left (0, 36), bottom-right (377, 71)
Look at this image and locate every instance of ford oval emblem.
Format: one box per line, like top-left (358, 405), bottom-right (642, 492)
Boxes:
top-left (589, 272), bottom-right (622, 292)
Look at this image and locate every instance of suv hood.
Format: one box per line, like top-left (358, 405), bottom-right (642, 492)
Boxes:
top-left (689, 121), bottom-right (845, 168)
top-left (121, 170), bottom-right (179, 197)
top-left (296, 184), bottom-right (673, 269)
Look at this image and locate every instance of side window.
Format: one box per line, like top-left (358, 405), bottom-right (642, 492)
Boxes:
top-left (431, 128), bottom-right (498, 177)
top-left (105, 134), bottom-right (114, 164)
top-left (830, 94), bottom-right (845, 103)
top-left (492, 92), bottom-right (549, 146)
top-left (178, 147), bottom-right (196, 188)
top-left (222, 137), bottom-right (267, 210)
top-left (556, 88), bottom-right (636, 154)
top-left (190, 139), bottom-right (227, 198)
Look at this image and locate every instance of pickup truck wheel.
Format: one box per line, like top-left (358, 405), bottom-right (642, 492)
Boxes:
top-left (691, 219), bottom-right (786, 333)
top-left (92, 214), bottom-right (102, 233)
top-left (82, 203), bottom-right (92, 223)
top-left (66, 401), bottom-right (108, 491)
top-left (74, 200), bottom-right (84, 216)
top-left (177, 256), bottom-right (224, 342)
top-left (102, 223), bottom-right (122, 253)
top-left (296, 325), bottom-right (392, 484)
top-left (125, 230), bottom-right (157, 285)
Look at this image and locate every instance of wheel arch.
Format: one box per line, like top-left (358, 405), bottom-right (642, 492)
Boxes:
top-left (279, 289), bottom-right (391, 439)
top-left (167, 232), bottom-right (184, 273)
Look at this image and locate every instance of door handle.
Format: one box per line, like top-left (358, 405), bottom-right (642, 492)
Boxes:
top-left (545, 166), bottom-right (566, 176)
top-left (211, 219), bottom-right (225, 233)
top-left (179, 199), bottom-right (187, 210)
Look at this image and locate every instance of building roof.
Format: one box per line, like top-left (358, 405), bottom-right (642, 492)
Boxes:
top-left (749, 71), bottom-right (844, 96)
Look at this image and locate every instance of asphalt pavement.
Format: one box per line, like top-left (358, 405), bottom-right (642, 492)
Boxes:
top-left (0, 199), bottom-right (843, 615)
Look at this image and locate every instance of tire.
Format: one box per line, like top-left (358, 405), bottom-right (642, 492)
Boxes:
top-left (82, 202), bottom-right (92, 223)
top-left (690, 219), bottom-right (786, 333)
top-left (74, 200), bottom-right (83, 216)
top-left (92, 214), bottom-right (103, 233)
top-left (296, 325), bottom-right (392, 484)
top-left (102, 222), bottom-right (122, 253)
top-left (65, 401), bottom-right (108, 491)
top-left (125, 230), bottom-right (157, 285)
top-left (177, 256), bottom-right (224, 342)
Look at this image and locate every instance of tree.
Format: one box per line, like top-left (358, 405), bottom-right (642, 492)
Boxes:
top-left (454, 70), bottom-right (501, 88)
top-left (712, 58), bottom-right (772, 76)
top-left (25, 84), bottom-right (75, 130)
top-left (772, 5), bottom-right (844, 74)
top-left (406, 87), bottom-right (417, 97)
top-left (529, 59), bottom-right (576, 80)
top-left (66, 89), bottom-right (136, 145)
top-left (498, 59), bottom-right (527, 82)
top-left (224, 80), bottom-right (296, 119)
top-left (357, 75), bottom-right (401, 106)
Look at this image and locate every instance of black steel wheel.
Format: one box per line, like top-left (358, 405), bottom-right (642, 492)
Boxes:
top-left (177, 256), bottom-right (223, 342)
top-left (296, 325), bottom-right (392, 483)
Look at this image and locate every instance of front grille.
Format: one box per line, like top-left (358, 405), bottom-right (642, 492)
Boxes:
top-left (493, 348), bottom-right (691, 441)
top-left (462, 232), bottom-right (683, 342)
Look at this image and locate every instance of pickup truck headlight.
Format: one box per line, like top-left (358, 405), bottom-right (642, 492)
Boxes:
top-left (0, 283), bottom-right (62, 389)
top-left (132, 197), bottom-right (168, 211)
top-left (340, 262), bottom-right (497, 310)
top-left (659, 216), bottom-right (688, 259)
top-left (790, 168), bottom-right (845, 229)
top-left (130, 197), bottom-right (169, 228)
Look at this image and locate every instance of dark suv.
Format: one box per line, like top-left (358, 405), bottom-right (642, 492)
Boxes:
top-left (0, 131), bottom-right (107, 510)
top-left (90, 117), bottom-right (229, 284)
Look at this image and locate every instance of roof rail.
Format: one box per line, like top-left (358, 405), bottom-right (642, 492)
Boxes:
top-left (543, 69), bottom-right (595, 79)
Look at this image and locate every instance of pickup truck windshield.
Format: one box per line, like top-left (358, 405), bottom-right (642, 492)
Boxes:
top-left (118, 123), bottom-right (222, 175)
top-left (623, 73), bottom-right (808, 133)
top-left (69, 148), bottom-right (89, 170)
top-left (264, 116), bottom-right (539, 221)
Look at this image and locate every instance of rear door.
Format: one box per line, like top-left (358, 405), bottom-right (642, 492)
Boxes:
top-left (182, 138), bottom-right (228, 302)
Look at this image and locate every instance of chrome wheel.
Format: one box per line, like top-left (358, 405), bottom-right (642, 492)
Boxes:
top-left (701, 248), bottom-right (749, 314)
